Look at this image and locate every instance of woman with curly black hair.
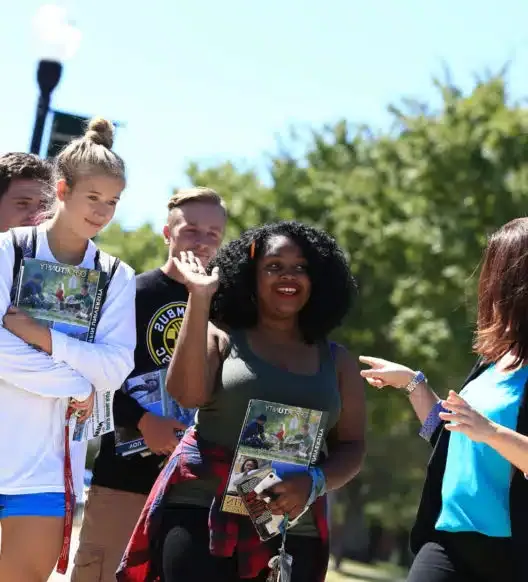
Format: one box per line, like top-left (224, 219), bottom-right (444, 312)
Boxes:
top-left (207, 220), bottom-right (355, 341)
top-left (117, 221), bottom-right (365, 582)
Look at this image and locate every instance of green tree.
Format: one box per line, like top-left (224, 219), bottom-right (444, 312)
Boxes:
top-left (185, 75), bottom-right (528, 529)
top-left (97, 223), bottom-right (166, 274)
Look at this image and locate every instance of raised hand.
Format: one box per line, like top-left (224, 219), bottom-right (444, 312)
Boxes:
top-left (358, 355), bottom-right (416, 390)
top-left (173, 251), bottom-right (219, 297)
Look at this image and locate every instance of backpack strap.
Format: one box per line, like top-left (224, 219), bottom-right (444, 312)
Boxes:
top-left (10, 226), bottom-right (38, 302)
top-left (92, 249), bottom-right (121, 328)
top-left (93, 249), bottom-right (121, 285)
top-left (329, 340), bottom-right (339, 361)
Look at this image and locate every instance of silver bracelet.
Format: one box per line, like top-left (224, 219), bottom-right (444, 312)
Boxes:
top-left (402, 371), bottom-right (426, 395)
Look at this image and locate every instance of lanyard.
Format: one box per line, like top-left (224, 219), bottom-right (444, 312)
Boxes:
top-left (56, 406), bottom-right (76, 575)
top-left (267, 514), bottom-right (293, 582)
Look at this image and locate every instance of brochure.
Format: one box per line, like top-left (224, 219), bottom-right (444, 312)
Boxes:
top-left (114, 368), bottom-right (197, 456)
top-left (221, 398), bottom-right (328, 540)
top-left (14, 258), bottom-right (113, 441)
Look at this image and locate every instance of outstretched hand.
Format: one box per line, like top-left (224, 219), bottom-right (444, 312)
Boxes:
top-left (358, 355), bottom-right (415, 390)
top-left (173, 251), bottom-right (219, 298)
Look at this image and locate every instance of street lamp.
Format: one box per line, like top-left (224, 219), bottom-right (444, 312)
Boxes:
top-left (30, 3), bottom-right (81, 155)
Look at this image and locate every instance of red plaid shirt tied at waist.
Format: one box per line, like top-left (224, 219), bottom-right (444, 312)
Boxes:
top-left (116, 428), bottom-right (329, 581)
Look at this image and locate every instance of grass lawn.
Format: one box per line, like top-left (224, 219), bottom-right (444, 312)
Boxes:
top-left (325, 559), bottom-right (406, 582)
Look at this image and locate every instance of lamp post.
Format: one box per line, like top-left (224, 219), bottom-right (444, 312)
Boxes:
top-left (30, 60), bottom-right (63, 155)
top-left (30, 3), bottom-right (81, 156)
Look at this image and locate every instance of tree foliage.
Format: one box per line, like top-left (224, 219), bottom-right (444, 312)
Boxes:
top-left (188, 76), bottom-right (528, 527)
top-left (97, 223), bottom-right (166, 273)
top-left (99, 75), bottom-right (528, 529)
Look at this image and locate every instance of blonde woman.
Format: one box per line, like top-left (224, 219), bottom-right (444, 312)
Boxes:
top-left (0, 118), bottom-right (136, 582)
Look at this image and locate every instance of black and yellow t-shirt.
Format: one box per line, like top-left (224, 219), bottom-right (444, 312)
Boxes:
top-left (91, 268), bottom-right (188, 495)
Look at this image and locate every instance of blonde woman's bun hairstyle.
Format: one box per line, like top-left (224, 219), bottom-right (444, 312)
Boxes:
top-left (41, 115), bottom-right (126, 221)
top-left (84, 117), bottom-right (115, 149)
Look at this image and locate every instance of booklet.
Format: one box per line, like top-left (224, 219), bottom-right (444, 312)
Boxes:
top-left (114, 368), bottom-right (197, 457)
top-left (14, 258), bottom-right (113, 441)
top-left (14, 258), bottom-right (106, 341)
top-left (221, 399), bottom-right (328, 541)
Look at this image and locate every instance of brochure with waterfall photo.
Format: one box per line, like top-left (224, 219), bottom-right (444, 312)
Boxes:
top-left (114, 368), bottom-right (197, 457)
top-left (221, 398), bottom-right (328, 541)
top-left (14, 258), bottom-right (113, 442)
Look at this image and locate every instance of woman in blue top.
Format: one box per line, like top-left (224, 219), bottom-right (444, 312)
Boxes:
top-left (360, 217), bottom-right (528, 582)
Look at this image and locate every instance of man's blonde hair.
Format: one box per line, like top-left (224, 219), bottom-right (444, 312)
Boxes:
top-left (167, 186), bottom-right (226, 215)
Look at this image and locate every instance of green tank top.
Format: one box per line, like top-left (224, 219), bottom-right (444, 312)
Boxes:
top-left (167, 330), bottom-right (342, 537)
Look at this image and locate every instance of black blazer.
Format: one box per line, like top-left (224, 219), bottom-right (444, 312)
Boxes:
top-left (409, 359), bottom-right (528, 578)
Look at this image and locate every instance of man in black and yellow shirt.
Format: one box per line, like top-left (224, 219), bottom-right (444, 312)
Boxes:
top-left (71, 187), bottom-right (227, 582)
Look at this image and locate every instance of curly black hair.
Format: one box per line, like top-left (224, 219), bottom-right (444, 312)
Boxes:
top-left (209, 220), bottom-right (357, 343)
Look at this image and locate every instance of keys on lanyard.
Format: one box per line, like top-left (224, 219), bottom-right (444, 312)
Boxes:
top-left (267, 514), bottom-right (293, 582)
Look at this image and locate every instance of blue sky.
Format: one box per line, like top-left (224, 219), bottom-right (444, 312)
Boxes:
top-left (1, 0), bottom-right (527, 231)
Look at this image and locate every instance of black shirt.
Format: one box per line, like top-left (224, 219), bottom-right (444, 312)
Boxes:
top-left (91, 268), bottom-right (188, 494)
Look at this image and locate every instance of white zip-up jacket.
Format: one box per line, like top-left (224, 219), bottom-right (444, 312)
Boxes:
top-left (0, 226), bottom-right (136, 498)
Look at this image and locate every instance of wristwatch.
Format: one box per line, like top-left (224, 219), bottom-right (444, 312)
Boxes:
top-left (402, 371), bottom-right (426, 395)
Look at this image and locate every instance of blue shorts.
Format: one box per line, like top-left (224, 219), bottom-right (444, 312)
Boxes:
top-left (0, 492), bottom-right (65, 519)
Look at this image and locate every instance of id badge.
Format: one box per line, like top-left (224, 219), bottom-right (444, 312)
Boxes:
top-left (267, 514), bottom-right (293, 582)
top-left (267, 549), bottom-right (293, 582)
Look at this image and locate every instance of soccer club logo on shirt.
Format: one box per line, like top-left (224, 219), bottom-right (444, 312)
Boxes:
top-left (146, 302), bottom-right (187, 365)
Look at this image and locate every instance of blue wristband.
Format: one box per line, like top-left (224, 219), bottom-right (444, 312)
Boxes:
top-left (307, 467), bottom-right (327, 506)
top-left (419, 401), bottom-right (448, 442)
